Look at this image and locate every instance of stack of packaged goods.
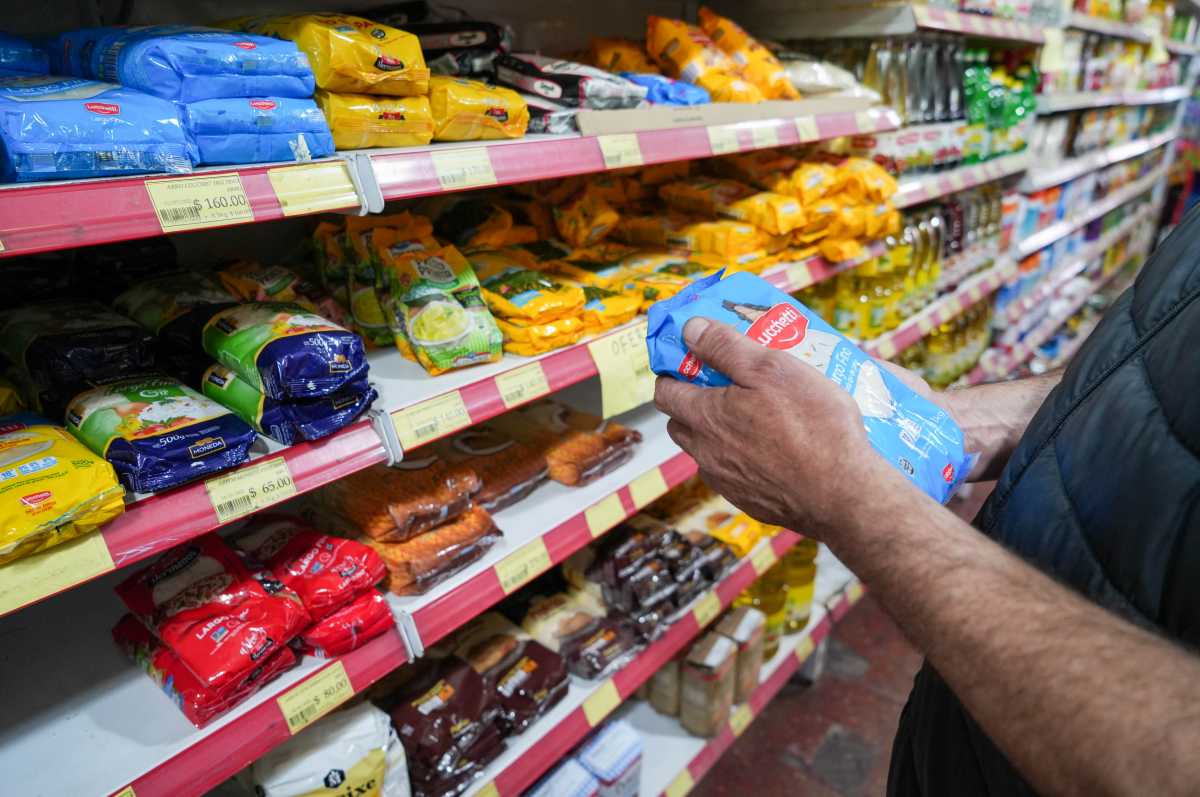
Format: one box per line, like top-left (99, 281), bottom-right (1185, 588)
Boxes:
top-left (899, 304), bottom-right (994, 388)
top-left (1029, 102), bottom-right (1174, 166)
top-left (1038, 29), bottom-right (1183, 94)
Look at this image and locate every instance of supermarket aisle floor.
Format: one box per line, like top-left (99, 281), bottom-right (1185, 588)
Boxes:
top-left (693, 596), bottom-right (923, 797)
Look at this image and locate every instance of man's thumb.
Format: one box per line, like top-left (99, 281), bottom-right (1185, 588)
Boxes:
top-left (683, 317), bottom-right (769, 386)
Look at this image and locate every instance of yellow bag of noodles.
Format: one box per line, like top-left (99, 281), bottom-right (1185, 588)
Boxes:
top-left (587, 174), bottom-right (648, 207)
top-left (819, 238), bottom-right (865, 263)
top-left (495, 315), bottom-right (586, 354)
top-left (658, 177), bottom-right (755, 216)
top-left (430, 76), bottom-right (528, 141)
top-left (645, 16), bottom-right (764, 103)
top-left (224, 14), bottom-right (429, 96)
top-left (575, 284), bottom-right (642, 333)
top-left (668, 218), bottom-right (766, 258)
top-left (697, 7), bottom-right (799, 100)
top-left (791, 162), bottom-right (838, 205)
top-left (639, 160), bottom-right (691, 186)
top-left (416, 195), bottom-right (513, 250)
top-left (479, 266), bottom-right (586, 323)
top-left (315, 90), bottom-right (434, 149)
top-left (624, 270), bottom-right (694, 310)
top-left (708, 150), bottom-right (799, 194)
top-left (612, 212), bottom-right (691, 248)
top-left (587, 38), bottom-right (659, 74)
top-left (553, 185), bottom-right (619, 248)
top-left (549, 244), bottom-right (642, 288)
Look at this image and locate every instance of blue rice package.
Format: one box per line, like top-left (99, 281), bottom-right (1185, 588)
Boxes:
top-left (51, 26), bottom-right (315, 102)
top-left (201, 364), bottom-right (376, 446)
top-left (0, 33), bottom-right (49, 76)
top-left (646, 271), bottom-right (974, 504)
top-left (620, 72), bottom-right (710, 106)
top-left (181, 97), bottom-right (335, 165)
top-left (0, 76), bottom-right (195, 182)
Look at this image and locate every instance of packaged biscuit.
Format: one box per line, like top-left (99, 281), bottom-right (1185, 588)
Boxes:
top-left (577, 719), bottom-right (643, 796)
top-left (709, 150), bottom-right (799, 194)
top-left (521, 591), bottom-right (637, 679)
top-left (698, 7), bottom-right (799, 100)
top-left (296, 590), bottom-right (394, 658)
top-left (416, 195), bottom-right (513, 250)
top-left (0, 412), bottom-right (124, 566)
top-left (645, 272), bottom-right (974, 503)
top-left (587, 37), bottom-right (659, 74)
top-left (495, 315), bottom-right (586, 355)
top-left (202, 364), bottom-right (376, 446)
top-left (224, 14), bottom-right (429, 96)
top-left (429, 76), bottom-right (528, 141)
top-left (202, 303), bottom-right (368, 400)
top-left (494, 53), bottom-right (647, 110)
top-left (439, 422), bottom-right (547, 512)
top-left (181, 96), bottom-right (334, 165)
top-left (480, 268), bottom-right (586, 324)
top-left (315, 90), bottom-right (434, 149)
top-left (492, 399), bottom-right (642, 487)
top-left (376, 239), bottom-right (504, 375)
top-left (368, 505), bottom-right (501, 595)
top-left (646, 16), bottom-right (764, 103)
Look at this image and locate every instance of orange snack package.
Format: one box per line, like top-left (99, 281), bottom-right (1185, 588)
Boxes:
top-left (697, 7), bottom-right (799, 99)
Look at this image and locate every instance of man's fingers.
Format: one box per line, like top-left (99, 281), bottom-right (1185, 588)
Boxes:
top-left (682, 318), bottom-right (771, 387)
top-left (665, 418), bottom-right (696, 452)
top-left (654, 375), bottom-right (712, 428)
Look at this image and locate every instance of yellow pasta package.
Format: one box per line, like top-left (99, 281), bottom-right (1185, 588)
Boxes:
top-left (576, 284), bottom-right (642, 333)
top-left (553, 185), bottom-right (620, 248)
top-left (658, 177), bottom-right (755, 216)
top-left (696, 72), bottom-right (766, 104)
top-left (624, 270), bottom-right (693, 310)
top-left (668, 218), bottom-right (766, 258)
top-left (224, 13), bottom-right (429, 96)
top-left (495, 314), bottom-right (586, 354)
top-left (587, 174), bottom-right (648, 207)
top-left (865, 202), bottom-right (900, 239)
top-left (725, 192), bottom-right (806, 235)
top-left (479, 266), bottom-right (587, 323)
top-left (612, 212), bottom-right (690, 248)
top-left (832, 157), bottom-right (899, 203)
top-left (429, 76), bottom-right (529, 141)
top-left (820, 238), bottom-right (865, 263)
top-left (690, 250), bottom-right (780, 274)
top-left (639, 160), bottom-right (691, 185)
top-left (798, 197), bottom-right (841, 236)
top-left (698, 7), bottom-right (799, 100)
top-left (827, 204), bottom-right (868, 240)
top-left (791, 162), bottom-right (838, 205)
top-left (708, 150), bottom-right (800, 194)
top-left (416, 195), bottom-right (514, 250)
top-left (549, 244), bottom-right (642, 288)
top-left (315, 90), bottom-right (434, 149)
top-left (645, 16), bottom-right (764, 103)
top-left (497, 198), bottom-right (558, 240)
top-left (499, 225), bottom-right (539, 245)
top-left (587, 37), bottom-right (659, 74)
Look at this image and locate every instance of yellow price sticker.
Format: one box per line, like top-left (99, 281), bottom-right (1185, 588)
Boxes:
top-left (707, 125), bottom-right (740, 155)
top-left (495, 362), bottom-right (550, 409)
top-left (750, 124), bottom-right (779, 149)
top-left (112, 788), bottom-right (136, 797)
top-left (917, 316), bottom-right (934, 335)
top-left (949, 173), bottom-right (966, 191)
top-left (855, 110), bottom-right (876, 132)
top-left (944, 296), bottom-right (963, 317)
top-left (205, 456), bottom-right (297, 525)
top-left (692, 590), bottom-right (722, 628)
top-left (795, 635), bottom-right (815, 662)
top-left (795, 116), bottom-right (820, 142)
top-left (665, 770), bottom-right (695, 797)
top-left (750, 542), bottom-right (777, 576)
top-left (582, 679), bottom-right (621, 726)
top-left (277, 661), bottom-right (353, 735)
top-left (267, 161), bottom-right (358, 216)
top-left (475, 782), bottom-right (500, 797)
top-left (431, 147), bottom-right (497, 191)
top-left (729, 704), bottom-right (753, 737)
top-left (598, 134), bottom-right (644, 169)
top-left (392, 391), bottom-right (471, 451)
top-left (874, 338), bottom-right (897, 361)
top-left (145, 173), bottom-right (254, 232)
top-left (584, 493), bottom-right (626, 538)
top-left (786, 260), bottom-right (814, 289)
top-left (847, 581), bottom-right (865, 604)
top-left (628, 467), bottom-right (669, 509)
top-left (911, 3), bottom-right (932, 24)
top-left (496, 538), bottom-right (552, 595)
top-left (587, 320), bottom-right (654, 418)
top-left (0, 532), bottom-right (115, 616)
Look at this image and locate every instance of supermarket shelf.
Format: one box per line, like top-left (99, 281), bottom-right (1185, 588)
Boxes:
top-left (1036, 85), bottom-right (1190, 114)
top-left (763, 239), bottom-right (889, 293)
top-left (1019, 127), bottom-right (1178, 191)
top-left (0, 572), bottom-right (411, 797)
top-left (1165, 38), bottom-right (1200, 56)
top-left (1016, 164), bottom-right (1165, 258)
top-left (861, 257), bottom-right (1018, 361)
top-left (893, 151), bottom-right (1031, 208)
top-left (728, 3), bottom-right (1043, 43)
top-left (1068, 11), bottom-right (1151, 41)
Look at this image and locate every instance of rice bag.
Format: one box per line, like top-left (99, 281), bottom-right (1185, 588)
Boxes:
top-left (494, 53), bottom-right (647, 110)
top-left (367, 505), bottom-right (501, 595)
top-left (697, 7), bottom-right (799, 100)
top-left (223, 14), bottom-right (428, 96)
top-left (645, 17), bottom-right (765, 104)
top-left (114, 533), bottom-right (310, 691)
top-left (407, 20), bottom-right (511, 77)
top-left (202, 303), bottom-right (368, 400)
top-left (375, 238), bottom-right (504, 375)
top-left (180, 96), bottom-right (334, 165)
top-left (480, 268), bottom-right (586, 324)
top-left (0, 33), bottom-right (49, 76)
top-left (621, 72), bottom-right (710, 105)
top-left (0, 76), bottom-right (194, 183)
top-left (202, 364), bottom-right (376, 446)
top-left (646, 271), bottom-right (973, 503)
top-left (51, 26), bottom-right (315, 102)
top-left (0, 412), bottom-right (124, 566)
top-left (553, 184), bottom-right (619, 248)
top-left (296, 590), bottom-right (394, 658)
top-left (314, 89), bottom-right (434, 149)
top-left (429, 75), bottom-right (528, 141)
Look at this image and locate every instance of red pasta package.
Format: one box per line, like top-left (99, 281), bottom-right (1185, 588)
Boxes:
top-left (296, 590), bottom-right (394, 658)
top-left (233, 514), bottom-right (387, 621)
top-left (112, 614), bottom-right (298, 728)
top-left (114, 534), bottom-right (310, 691)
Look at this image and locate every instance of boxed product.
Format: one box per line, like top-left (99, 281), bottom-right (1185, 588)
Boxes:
top-left (180, 96), bottom-right (335, 165)
top-left (679, 632), bottom-right (737, 737)
top-left (576, 719), bottom-right (643, 797)
top-left (715, 606), bottom-right (765, 703)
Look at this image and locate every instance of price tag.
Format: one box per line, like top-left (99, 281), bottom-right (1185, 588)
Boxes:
top-left (786, 260), bottom-right (814, 289)
top-left (474, 783), bottom-right (500, 797)
top-left (495, 362), bottom-right (550, 409)
top-left (795, 116), bottom-right (820, 142)
top-left (145, 173), bottom-right (254, 232)
top-left (392, 391), bottom-right (471, 451)
top-left (584, 493), bottom-right (625, 537)
top-left (112, 788), bottom-right (136, 797)
top-left (665, 770), bottom-right (695, 797)
top-left (855, 110), bottom-right (876, 132)
top-left (587, 320), bottom-right (654, 418)
top-left (0, 532), bottom-right (115, 616)
top-left (847, 581), bottom-right (865, 604)
top-left (750, 124), bottom-right (779, 149)
top-left (917, 316), bottom-right (934, 335)
top-left (267, 161), bottom-right (359, 216)
top-left (707, 125), bottom-right (740, 155)
top-left (750, 542), bottom-right (777, 575)
top-left (582, 679), bottom-right (621, 726)
top-left (944, 295), bottom-right (963, 316)
top-left (729, 704), bottom-right (753, 737)
top-left (692, 590), bottom-right (721, 628)
top-left (968, 284), bottom-right (984, 303)
top-left (629, 466), bottom-right (669, 509)
top-left (205, 457), bottom-right (296, 524)
top-left (431, 147), bottom-right (497, 191)
top-left (496, 538), bottom-right (551, 595)
top-left (949, 173), bottom-right (966, 191)
top-left (873, 337), bottom-right (897, 361)
top-left (795, 635), bottom-right (815, 662)
top-left (598, 134), bottom-right (644, 169)
top-left (277, 661), bottom-right (353, 735)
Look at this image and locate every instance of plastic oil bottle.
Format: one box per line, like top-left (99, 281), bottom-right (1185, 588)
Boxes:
top-left (783, 538), bottom-right (820, 633)
top-left (756, 561), bottom-right (789, 659)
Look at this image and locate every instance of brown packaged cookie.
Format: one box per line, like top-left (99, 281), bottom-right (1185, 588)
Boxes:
top-left (522, 591), bottom-right (638, 679)
top-left (440, 422), bottom-right (548, 512)
top-left (492, 398), bottom-right (642, 486)
top-left (367, 506), bottom-right (501, 595)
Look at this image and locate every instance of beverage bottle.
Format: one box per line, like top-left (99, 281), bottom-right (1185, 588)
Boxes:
top-left (755, 561), bottom-right (788, 659)
top-left (833, 271), bottom-right (861, 337)
top-left (783, 539), bottom-right (820, 633)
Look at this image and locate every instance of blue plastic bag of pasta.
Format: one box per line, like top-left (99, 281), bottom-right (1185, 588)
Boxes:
top-left (620, 72), bottom-right (710, 105)
top-left (180, 97), bottom-right (335, 165)
top-left (0, 33), bottom-right (49, 76)
top-left (0, 76), bottom-right (195, 183)
top-left (51, 26), bottom-right (315, 102)
top-left (646, 271), bottom-right (973, 504)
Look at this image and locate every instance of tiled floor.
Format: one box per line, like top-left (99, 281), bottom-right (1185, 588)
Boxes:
top-left (692, 596), bottom-right (923, 797)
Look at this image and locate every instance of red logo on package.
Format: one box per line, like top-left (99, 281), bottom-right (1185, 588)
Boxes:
top-left (20, 491), bottom-right (51, 507)
top-left (84, 102), bottom-right (119, 115)
top-left (942, 464), bottom-right (955, 483)
top-left (679, 351), bottom-right (703, 379)
top-left (746, 303), bottom-right (808, 350)
top-left (233, 41), bottom-right (257, 49)
top-left (250, 99), bottom-right (277, 110)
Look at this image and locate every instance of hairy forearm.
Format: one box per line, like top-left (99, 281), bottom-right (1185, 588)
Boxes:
top-left (941, 369), bottom-right (1062, 481)
top-left (828, 466), bottom-right (1200, 797)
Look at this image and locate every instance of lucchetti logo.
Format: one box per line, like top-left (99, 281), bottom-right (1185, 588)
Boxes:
top-left (249, 99), bottom-right (277, 110)
top-left (679, 351), bottom-right (703, 379)
top-left (746, 303), bottom-right (808, 350)
top-left (20, 491), bottom-right (51, 507)
top-left (942, 464), bottom-right (955, 483)
top-left (233, 41), bottom-right (257, 50)
top-left (84, 102), bottom-right (120, 115)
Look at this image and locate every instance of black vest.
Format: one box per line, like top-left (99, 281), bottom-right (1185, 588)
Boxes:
top-left (888, 208), bottom-right (1200, 795)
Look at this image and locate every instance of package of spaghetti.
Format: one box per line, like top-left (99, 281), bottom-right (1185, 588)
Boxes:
top-left (494, 53), bottom-right (647, 110)
top-left (223, 14), bottom-right (429, 96)
top-left (621, 72), bottom-right (710, 105)
top-left (587, 37), bottom-right (659, 74)
top-left (646, 271), bottom-right (974, 503)
top-left (0, 33), bottom-right (48, 76)
top-left (645, 17), bottom-right (764, 103)
top-left (640, 160), bottom-right (691, 186)
top-left (697, 7), bottom-right (799, 100)
top-left (314, 90), bottom-right (434, 149)
top-left (577, 285), bottom-right (641, 333)
top-left (791, 162), bottom-right (837, 205)
top-left (831, 157), bottom-right (898, 203)
top-left (429, 75), bottom-right (528, 141)
top-left (587, 173), bottom-right (648, 207)
top-left (494, 315), bottom-right (586, 355)
top-left (480, 268), bottom-right (586, 324)
top-left (406, 19), bottom-right (512, 77)
top-left (548, 243), bottom-right (641, 288)
top-left (668, 218), bottom-right (768, 259)
top-left (296, 590), bottom-right (394, 658)
top-left (611, 211), bottom-right (691, 248)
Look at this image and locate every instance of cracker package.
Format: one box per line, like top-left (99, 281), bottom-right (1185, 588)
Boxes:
top-left (315, 90), bottom-right (435, 149)
top-left (698, 7), bottom-right (799, 99)
top-left (429, 76), bottom-right (528, 140)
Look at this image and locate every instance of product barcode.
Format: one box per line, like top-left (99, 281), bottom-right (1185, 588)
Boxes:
top-left (217, 494), bottom-right (254, 517)
top-left (288, 705), bottom-right (319, 728)
top-left (157, 204), bottom-right (202, 225)
top-left (414, 422), bottom-right (438, 439)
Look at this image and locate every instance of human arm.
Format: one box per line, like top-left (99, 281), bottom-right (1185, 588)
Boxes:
top-left (655, 319), bottom-right (1200, 797)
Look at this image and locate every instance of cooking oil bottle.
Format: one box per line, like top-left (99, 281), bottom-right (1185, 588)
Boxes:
top-left (783, 538), bottom-right (820, 633)
top-left (756, 561), bottom-right (788, 659)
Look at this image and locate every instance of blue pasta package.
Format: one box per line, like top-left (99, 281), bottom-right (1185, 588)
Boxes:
top-left (50, 26), bottom-right (315, 102)
top-left (620, 72), bottom-right (710, 105)
top-left (181, 97), bottom-right (335, 165)
top-left (646, 271), bottom-right (974, 504)
top-left (0, 76), bottom-right (195, 182)
top-left (0, 33), bottom-right (49, 76)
